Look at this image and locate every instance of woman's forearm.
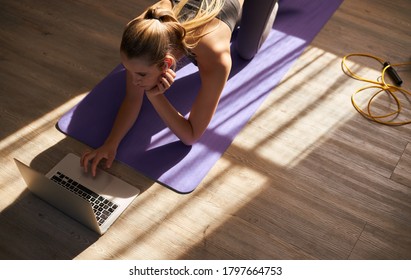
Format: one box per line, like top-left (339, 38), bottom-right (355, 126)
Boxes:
top-left (146, 93), bottom-right (196, 145)
top-left (105, 91), bottom-right (144, 148)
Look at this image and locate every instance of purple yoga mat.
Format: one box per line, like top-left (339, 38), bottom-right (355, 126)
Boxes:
top-left (57, 0), bottom-right (343, 193)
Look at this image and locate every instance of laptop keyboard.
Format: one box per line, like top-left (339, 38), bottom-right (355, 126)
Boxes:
top-left (50, 171), bottom-right (119, 226)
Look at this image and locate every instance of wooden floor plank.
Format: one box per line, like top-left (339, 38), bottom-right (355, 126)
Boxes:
top-left (391, 143), bottom-right (411, 187)
top-left (349, 222), bottom-right (411, 260)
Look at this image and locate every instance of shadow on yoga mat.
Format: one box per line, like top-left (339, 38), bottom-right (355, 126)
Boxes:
top-left (57, 0), bottom-right (343, 193)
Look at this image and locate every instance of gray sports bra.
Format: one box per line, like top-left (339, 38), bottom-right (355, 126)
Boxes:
top-left (171, 0), bottom-right (241, 32)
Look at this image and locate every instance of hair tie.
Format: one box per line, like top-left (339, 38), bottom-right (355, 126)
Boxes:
top-left (146, 8), bottom-right (162, 22)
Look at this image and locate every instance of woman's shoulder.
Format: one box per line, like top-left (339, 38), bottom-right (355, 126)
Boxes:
top-left (193, 19), bottom-right (233, 66)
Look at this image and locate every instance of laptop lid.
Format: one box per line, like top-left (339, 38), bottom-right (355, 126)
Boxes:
top-left (14, 158), bottom-right (101, 234)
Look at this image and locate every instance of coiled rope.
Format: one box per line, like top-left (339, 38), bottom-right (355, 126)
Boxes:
top-left (342, 53), bottom-right (411, 125)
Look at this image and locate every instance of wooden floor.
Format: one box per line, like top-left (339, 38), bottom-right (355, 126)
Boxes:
top-left (1, 0), bottom-right (410, 260)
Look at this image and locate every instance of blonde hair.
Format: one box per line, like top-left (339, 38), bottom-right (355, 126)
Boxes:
top-left (120, 0), bottom-right (225, 66)
top-left (173, 0), bottom-right (225, 47)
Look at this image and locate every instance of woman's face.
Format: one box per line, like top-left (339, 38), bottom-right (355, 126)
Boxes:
top-left (121, 52), bottom-right (163, 91)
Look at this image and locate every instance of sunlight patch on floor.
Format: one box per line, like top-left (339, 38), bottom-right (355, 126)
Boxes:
top-left (84, 156), bottom-right (269, 259)
top-left (239, 47), bottom-right (383, 169)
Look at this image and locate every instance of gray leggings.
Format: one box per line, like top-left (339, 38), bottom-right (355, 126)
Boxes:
top-left (236, 0), bottom-right (279, 60)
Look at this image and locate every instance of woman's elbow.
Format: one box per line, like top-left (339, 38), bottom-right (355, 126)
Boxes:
top-left (180, 135), bottom-right (200, 146)
top-left (178, 121), bottom-right (205, 146)
top-left (179, 130), bottom-right (204, 146)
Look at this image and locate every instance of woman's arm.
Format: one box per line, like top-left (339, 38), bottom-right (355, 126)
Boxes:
top-left (146, 20), bottom-right (232, 145)
top-left (146, 50), bottom-right (231, 145)
top-left (105, 70), bottom-right (145, 148)
top-left (81, 70), bottom-right (145, 176)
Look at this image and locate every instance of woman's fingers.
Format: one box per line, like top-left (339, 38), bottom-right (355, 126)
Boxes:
top-left (91, 154), bottom-right (105, 177)
top-left (81, 150), bottom-right (96, 173)
top-left (80, 149), bottom-right (111, 177)
top-left (161, 69), bottom-right (176, 89)
top-left (146, 69), bottom-right (176, 96)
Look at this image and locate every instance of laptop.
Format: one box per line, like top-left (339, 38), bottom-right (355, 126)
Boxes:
top-left (14, 153), bottom-right (140, 235)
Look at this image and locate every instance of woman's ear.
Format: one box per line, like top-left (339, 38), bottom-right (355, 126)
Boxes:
top-left (164, 58), bottom-right (173, 69)
top-left (163, 55), bottom-right (175, 71)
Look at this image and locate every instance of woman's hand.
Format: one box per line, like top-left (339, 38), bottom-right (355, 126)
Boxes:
top-left (146, 68), bottom-right (176, 96)
top-left (80, 142), bottom-right (117, 177)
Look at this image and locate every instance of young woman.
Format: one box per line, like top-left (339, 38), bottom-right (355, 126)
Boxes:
top-left (81, 0), bottom-right (244, 176)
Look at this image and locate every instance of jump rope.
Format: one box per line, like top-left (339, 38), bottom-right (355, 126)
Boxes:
top-left (342, 53), bottom-right (411, 125)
